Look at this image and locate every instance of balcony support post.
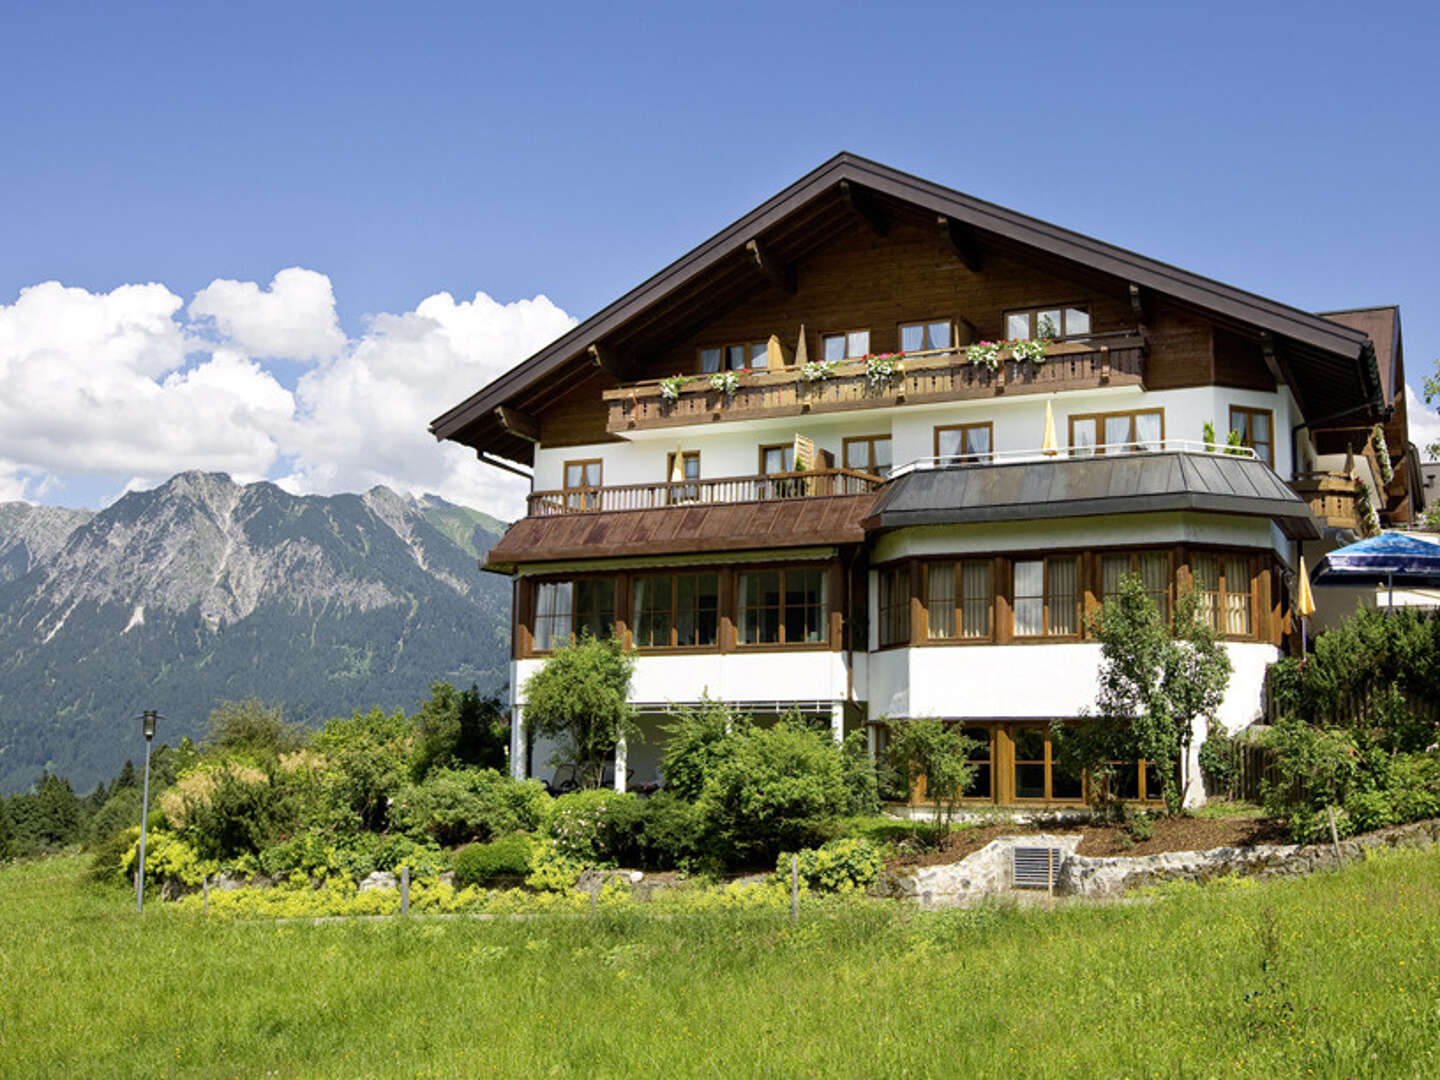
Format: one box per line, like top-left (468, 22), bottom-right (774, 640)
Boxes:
top-left (830, 701), bottom-right (845, 746)
top-left (614, 734), bottom-right (628, 792)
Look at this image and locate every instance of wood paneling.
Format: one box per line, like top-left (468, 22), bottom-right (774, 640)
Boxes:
top-left (1144, 301), bottom-right (1214, 390)
top-left (1214, 327), bottom-right (1275, 391)
top-left (539, 369), bottom-right (623, 448)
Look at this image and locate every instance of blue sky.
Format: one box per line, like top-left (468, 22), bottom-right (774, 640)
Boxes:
top-left (2, 1), bottom-right (1437, 513)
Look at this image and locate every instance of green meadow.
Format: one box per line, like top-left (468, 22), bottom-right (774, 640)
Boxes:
top-left (2, 849), bottom-right (1438, 1079)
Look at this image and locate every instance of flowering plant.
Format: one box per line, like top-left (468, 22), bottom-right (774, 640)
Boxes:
top-left (965, 341), bottom-right (1003, 370)
top-left (801, 359), bottom-right (839, 382)
top-left (708, 370), bottom-right (741, 395)
top-left (1010, 337), bottom-right (1049, 364)
top-left (658, 374), bottom-right (689, 402)
top-left (864, 353), bottom-right (902, 387)
top-left (1372, 424), bottom-right (1394, 484)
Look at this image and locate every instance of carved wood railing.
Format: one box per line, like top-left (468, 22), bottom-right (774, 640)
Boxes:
top-left (604, 333), bottom-right (1146, 434)
top-left (1290, 471), bottom-right (1364, 531)
top-left (526, 468), bottom-right (884, 517)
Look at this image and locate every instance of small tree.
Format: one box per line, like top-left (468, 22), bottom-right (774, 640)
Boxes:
top-left (660, 695), bottom-right (751, 800)
top-left (205, 698), bottom-right (306, 762)
top-left (885, 717), bottom-right (979, 840)
top-left (411, 682), bottom-right (508, 780)
top-left (1053, 573), bottom-right (1231, 816)
top-left (521, 633), bottom-right (635, 789)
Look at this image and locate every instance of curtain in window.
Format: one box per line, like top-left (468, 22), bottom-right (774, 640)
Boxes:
top-left (1071, 418), bottom-right (1096, 457)
top-left (534, 581), bottom-right (573, 651)
top-left (1014, 560), bottom-right (1044, 636)
top-left (1191, 553), bottom-right (1220, 630)
top-left (1222, 555), bottom-right (1252, 635)
top-left (1134, 411), bottom-right (1162, 450)
top-left (1139, 552), bottom-right (1170, 622)
top-left (961, 561), bottom-right (992, 638)
top-left (1049, 558), bottom-right (1078, 635)
top-left (1105, 414), bottom-right (1131, 450)
top-left (1101, 555), bottom-right (1129, 598)
top-left (927, 564), bottom-right (955, 639)
top-left (631, 575), bottom-right (668, 647)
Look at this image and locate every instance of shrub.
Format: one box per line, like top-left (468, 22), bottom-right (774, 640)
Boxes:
top-left (522, 633), bottom-right (635, 789)
top-left (84, 787), bottom-right (144, 849)
top-left (1262, 719), bottom-right (1360, 816)
top-left (88, 825), bottom-right (140, 883)
top-left (525, 838), bottom-right (585, 891)
top-left (885, 717), bottom-right (979, 838)
top-left (548, 790), bottom-right (643, 864)
top-left (661, 698), bottom-right (750, 800)
top-left (411, 682), bottom-right (508, 780)
top-left (1344, 789), bottom-right (1397, 834)
top-left (774, 837), bottom-right (884, 893)
top-left (167, 762), bottom-right (295, 861)
top-left (453, 835), bottom-right (533, 886)
top-left (1390, 754), bottom-right (1440, 822)
top-left (392, 767), bottom-right (550, 847)
top-left (309, 708), bottom-right (415, 833)
top-left (699, 719), bottom-right (848, 865)
top-left (1197, 730), bottom-right (1237, 795)
top-left (839, 731), bottom-right (880, 816)
top-left (636, 791), bottom-right (704, 869)
top-left (119, 830), bottom-right (212, 888)
top-left (204, 698), bottom-right (307, 762)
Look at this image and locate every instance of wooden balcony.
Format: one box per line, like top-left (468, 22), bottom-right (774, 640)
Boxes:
top-left (604, 333), bottom-right (1146, 434)
top-left (526, 467), bottom-right (885, 517)
top-left (1290, 472), bottom-right (1364, 531)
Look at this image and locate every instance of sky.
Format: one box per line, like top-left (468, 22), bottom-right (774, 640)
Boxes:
top-left (2, 0), bottom-right (1437, 519)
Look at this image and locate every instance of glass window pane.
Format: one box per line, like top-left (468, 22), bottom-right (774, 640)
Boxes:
top-left (936, 427), bottom-right (963, 463)
top-left (1101, 555), bottom-right (1130, 600)
top-left (873, 437), bottom-right (891, 475)
top-left (700, 347), bottom-right (722, 374)
top-left (927, 564), bottom-right (956, 639)
top-left (727, 345), bottom-right (747, 370)
top-left (928, 321), bottom-right (952, 350)
top-left (534, 582), bottom-right (572, 651)
top-left (1052, 756), bottom-right (1083, 800)
top-left (1223, 555), bottom-right (1252, 635)
top-left (1138, 553), bottom-right (1170, 622)
top-left (823, 335), bottom-right (846, 363)
top-left (964, 426), bottom-right (991, 457)
top-left (1014, 559), bottom-right (1044, 636)
top-left (1071, 418), bottom-right (1097, 456)
top-left (844, 440), bottom-right (868, 471)
top-left (1252, 412), bottom-right (1270, 441)
top-left (1049, 558), bottom-right (1077, 635)
top-left (1105, 415), bottom-right (1131, 448)
top-left (900, 324), bottom-right (924, 352)
top-left (961, 561), bottom-right (991, 638)
top-left (750, 342), bottom-right (768, 368)
top-left (1065, 307), bottom-right (1090, 336)
top-left (1007, 313), bottom-right (1030, 340)
top-left (847, 330), bottom-right (870, 358)
top-left (1037, 310), bottom-right (1061, 339)
top-left (1134, 412), bottom-right (1162, 449)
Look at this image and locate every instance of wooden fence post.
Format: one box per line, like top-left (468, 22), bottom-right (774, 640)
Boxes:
top-left (1326, 806), bottom-right (1343, 867)
top-left (202, 875), bottom-right (210, 918)
top-left (400, 865), bottom-right (410, 915)
top-left (790, 854), bottom-right (799, 925)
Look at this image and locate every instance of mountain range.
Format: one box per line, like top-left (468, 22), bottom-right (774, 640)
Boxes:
top-left (0, 473), bottom-right (512, 793)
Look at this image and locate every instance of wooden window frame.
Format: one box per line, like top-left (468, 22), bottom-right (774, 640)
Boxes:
top-left (1228, 405), bottom-right (1274, 467)
top-left (1011, 555), bottom-right (1082, 639)
top-left (1002, 303), bottom-right (1091, 341)
top-left (758, 443), bottom-right (795, 475)
top-left (1187, 548), bottom-right (1259, 640)
top-left (897, 318), bottom-right (955, 353)
top-left (630, 570), bottom-right (720, 651)
top-left (698, 340), bottom-right (768, 374)
top-left (842, 434), bottom-right (891, 478)
top-left (665, 450), bottom-right (700, 504)
top-left (877, 563), bottom-right (911, 648)
top-left (1067, 409), bottom-right (1165, 455)
top-left (820, 328), bottom-right (872, 362)
top-left (922, 559), bottom-right (995, 644)
top-left (528, 574), bottom-right (618, 655)
top-left (1099, 549), bottom-right (1175, 625)
top-left (735, 564), bottom-right (831, 649)
top-left (562, 458), bottom-right (603, 510)
top-left (933, 422), bottom-right (995, 464)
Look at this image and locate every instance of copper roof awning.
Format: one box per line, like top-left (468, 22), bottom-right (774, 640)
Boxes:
top-left (484, 493), bottom-right (877, 573)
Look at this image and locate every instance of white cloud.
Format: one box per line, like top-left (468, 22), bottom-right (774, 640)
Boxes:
top-left (1408, 384), bottom-right (1440, 461)
top-left (189, 267), bottom-right (344, 361)
top-left (0, 271), bottom-right (576, 519)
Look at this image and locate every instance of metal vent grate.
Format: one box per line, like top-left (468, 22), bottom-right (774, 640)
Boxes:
top-left (1012, 846), bottom-right (1062, 889)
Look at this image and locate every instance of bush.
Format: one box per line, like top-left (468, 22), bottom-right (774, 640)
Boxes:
top-left (1197, 731), bottom-right (1237, 795)
top-left (393, 767), bottom-right (551, 846)
top-left (1344, 789), bottom-right (1397, 834)
top-left (774, 837), bottom-right (884, 893)
top-left (548, 790), bottom-right (643, 864)
top-left (84, 788), bottom-right (144, 849)
top-left (636, 791), bottom-right (704, 869)
top-left (699, 720), bottom-right (848, 865)
top-left (1390, 754), bottom-right (1440, 822)
top-left (88, 825), bottom-right (140, 883)
top-left (166, 763), bottom-right (295, 861)
top-left (839, 731), bottom-right (880, 817)
top-left (453, 835), bottom-right (533, 886)
top-left (661, 698), bottom-right (750, 800)
top-left (119, 830), bottom-right (212, 888)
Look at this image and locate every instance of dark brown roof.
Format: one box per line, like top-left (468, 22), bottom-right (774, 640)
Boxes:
top-left (1319, 306), bottom-right (1401, 404)
top-left (483, 494), bottom-right (876, 572)
top-left (432, 153), bottom-right (1379, 464)
top-left (864, 453), bottom-right (1320, 540)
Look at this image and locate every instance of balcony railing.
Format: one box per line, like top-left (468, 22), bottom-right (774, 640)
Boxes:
top-left (889, 438), bottom-right (1259, 475)
top-left (1289, 471), bottom-right (1365, 531)
top-left (604, 332), bottom-right (1145, 434)
top-left (526, 467), bottom-right (884, 517)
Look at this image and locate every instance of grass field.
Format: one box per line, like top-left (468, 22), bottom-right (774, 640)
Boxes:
top-left (2, 850), bottom-right (1438, 1078)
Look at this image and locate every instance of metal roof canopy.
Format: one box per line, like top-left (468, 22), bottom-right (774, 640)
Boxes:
top-left (864, 451), bottom-right (1321, 540)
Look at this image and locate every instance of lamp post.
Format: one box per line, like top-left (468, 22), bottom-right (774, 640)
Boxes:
top-left (136, 710), bottom-right (159, 912)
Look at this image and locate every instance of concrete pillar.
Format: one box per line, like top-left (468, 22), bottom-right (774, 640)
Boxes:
top-left (866, 720), bottom-right (878, 760)
top-left (614, 734), bottom-right (628, 792)
top-left (830, 702), bottom-right (845, 745)
top-left (510, 706), bottom-right (526, 780)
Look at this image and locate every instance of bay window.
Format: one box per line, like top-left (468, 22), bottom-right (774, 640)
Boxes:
top-left (1013, 556), bottom-right (1079, 637)
top-left (738, 567), bottom-right (828, 645)
top-left (533, 578), bottom-right (615, 651)
top-left (925, 560), bottom-right (993, 640)
top-left (632, 572), bottom-right (719, 648)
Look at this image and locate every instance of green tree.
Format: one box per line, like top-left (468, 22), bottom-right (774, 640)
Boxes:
top-left (411, 683), bottom-right (507, 780)
top-left (1052, 573), bottom-right (1232, 815)
top-left (521, 634), bottom-right (635, 789)
top-left (1423, 360), bottom-right (1440, 462)
top-left (660, 696), bottom-right (751, 800)
top-left (885, 717), bottom-right (979, 839)
top-left (205, 698), bottom-right (306, 762)
top-left (0, 798), bottom-right (14, 861)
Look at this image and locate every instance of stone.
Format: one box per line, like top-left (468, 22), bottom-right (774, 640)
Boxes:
top-left (359, 871), bottom-right (398, 893)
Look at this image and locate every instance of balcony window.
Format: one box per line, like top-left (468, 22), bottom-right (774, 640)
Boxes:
top-left (533, 578), bottom-right (615, 651)
top-left (1005, 305), bottom-right (1090, 341)
top-left (1101, 551), bottom-right (1172, 623)
top-left (822, 330), bottom-right (870, 363)
top-left (926, 560), bottom-right (993, 640)
top-left (759, 444), bottom-right (795, 475)
top-left (1191, 552), bottom-right (1254, 637)
top-left (899, 320), bottom-right (953, 353)
top-left (843, 435), bottom-right (892, 478)
top-left (1069, 409), bottom-right (1163, 455)
top-left (934, 422), bottom-right (993, 464)
top-left (878, 564), bottom-right (910, 647)
top-left (632, 572), bottom-right (719, 648)
top-left (1229, 406), bottom-right (1273, 466)
top-left (700, 342), bottom-right (768, 373)
top-left (1013, 726), bottom-right (1083, 801)
top-left (665, 451), bottom-right (700, 503)
top-left (1013, 556), bottom-right (1079, 637)
top-left (563, 459), bottom-right (603, 510)
top-left (737, 567), bottom-right (828, 645)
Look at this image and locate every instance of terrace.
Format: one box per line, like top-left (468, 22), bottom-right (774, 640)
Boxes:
top-left (603, 331), bottom-right (1146, 435)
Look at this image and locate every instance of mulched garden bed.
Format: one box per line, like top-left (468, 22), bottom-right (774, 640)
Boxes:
top-left (888, 814), bottom-right (1292, 868)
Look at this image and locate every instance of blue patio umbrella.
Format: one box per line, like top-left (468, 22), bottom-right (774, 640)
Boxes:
top-left (1310, 531), bottom-right (1440, 611)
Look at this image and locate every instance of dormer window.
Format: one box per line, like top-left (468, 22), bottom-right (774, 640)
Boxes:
top-left (1005, 305), bottom-right (1090, 341)
top-left (700, 342), bottom-right (767, 374)
top-left (821, 330), bottom-right (870, 362)
top-left (899, 320), bottom-right (953, 353)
